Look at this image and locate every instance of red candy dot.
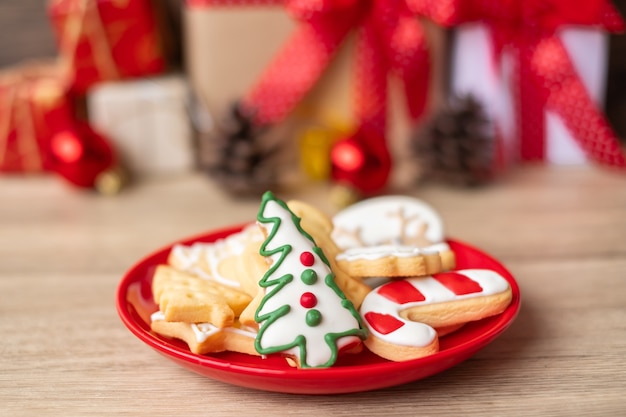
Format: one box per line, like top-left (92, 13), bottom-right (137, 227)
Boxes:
top-left (300, 251), bottom-right (315, 267)
top-left (300, 292), bottom-right (317, 308)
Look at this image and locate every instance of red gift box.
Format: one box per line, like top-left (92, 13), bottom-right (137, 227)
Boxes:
top-left (48, 0), bottom-right (166, 94)
top-left (0, 63), bottom-right (75, 173)
top-left (0, 62), bottom-right (119, 192)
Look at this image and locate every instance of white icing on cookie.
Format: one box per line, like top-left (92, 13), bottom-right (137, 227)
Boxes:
top-left (360, 296), bottom-right (437, 348)
top-left (336, 242), bottom-right (451, 261)
top-left (169, 224), bottom-right (263, 287)
top-left (191, 323), bottom-right (257, 343)
top-left (150, 311), bottom-right (257, 343)
top-left (332, 196), bottom-right (450, 261)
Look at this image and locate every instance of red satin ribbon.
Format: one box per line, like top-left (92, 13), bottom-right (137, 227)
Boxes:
top-left (239, 0), bottom-right (438, 136)
top-left (453, 0), bottom-right (626, 167)
top-left (186, 0), bottom-right (284, 6)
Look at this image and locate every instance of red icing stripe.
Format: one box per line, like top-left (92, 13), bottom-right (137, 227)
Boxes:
top-left (378, 280), bottom-right (425, 304)
top-left (364, 312), bottom-right (404, 335)
top-left (432, 272), bottom-right (483, 295)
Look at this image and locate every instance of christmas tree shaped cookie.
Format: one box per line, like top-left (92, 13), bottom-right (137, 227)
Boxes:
top-left (254, 191), bottom-right (367, 368)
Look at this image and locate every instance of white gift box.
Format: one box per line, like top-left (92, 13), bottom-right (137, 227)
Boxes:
top-left (87, 74), bottom-right (195, 175)
top-left (450, 22), bottom-right (609, 165)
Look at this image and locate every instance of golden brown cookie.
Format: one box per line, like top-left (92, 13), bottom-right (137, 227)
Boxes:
top-left (364, 330), bottom-right (439, 362)
top-left (331, 195), bottom-right (456, 278)
top-left (152, 265), bottom-right (252, 327)
top-left (167, 224), bottom-right (264, 292)
top-left (237, 241), bottom-right (272, 329)
top-left (151, 311), bottom-right (258, 356)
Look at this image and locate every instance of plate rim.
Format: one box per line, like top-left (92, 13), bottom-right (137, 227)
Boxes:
top-left (116, 224), bottom-right (521, 391)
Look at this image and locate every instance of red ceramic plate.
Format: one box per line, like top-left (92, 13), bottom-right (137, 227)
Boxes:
top-left (116, 224), bottom-right (521, 395)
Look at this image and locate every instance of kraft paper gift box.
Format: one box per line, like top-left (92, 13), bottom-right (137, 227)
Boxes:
top-left (87, 73), bottom-right (195, 176)
top-left (183, 0), bottom-right (449, 190)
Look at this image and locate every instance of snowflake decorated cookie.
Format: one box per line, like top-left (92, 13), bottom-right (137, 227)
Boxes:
top-left (254, 191), bottom-right (368, 368)
top-left (331, 195), bottom-right (456, 278)
top-left (167, 224), bottom-right (264, 296)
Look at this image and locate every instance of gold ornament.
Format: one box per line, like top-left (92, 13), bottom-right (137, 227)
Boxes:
top-left (329, 183), bottom-right (360, 209)
top-left (299, 126), bottom-right (336, 181)
top-left (94, 165), bottom-right (128, 195)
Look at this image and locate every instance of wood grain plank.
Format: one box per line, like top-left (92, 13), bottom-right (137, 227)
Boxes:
top-left (1, 165), bottom-right (626, 416)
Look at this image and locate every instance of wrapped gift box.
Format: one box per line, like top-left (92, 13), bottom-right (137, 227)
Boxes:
top-left (87, 73), bottom-right (195, 175)
top-left (451, 23), bottom-right (612, 166)
top-left (48, 0), bottom-right (167, 94)
top-left (448, 0), bottom-right (626, 168)
top-left (0, 62), bottom-right (75, 173)
top-left (184, 1), bottom-right (448, 189)
top-left (184, 3), bottom-right (295, 121)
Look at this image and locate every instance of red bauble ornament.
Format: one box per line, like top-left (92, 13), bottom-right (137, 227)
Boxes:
top-left (49, 124), bottom-right (116, 189)
top-left (330, 125), bottom-right (391, 194)
top-left (330, 140), bottom-right (365, 173)
top-left (50, 130), bottom-right (84, 164)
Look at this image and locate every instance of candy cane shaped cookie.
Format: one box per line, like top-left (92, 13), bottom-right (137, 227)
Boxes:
top-left (360, 307), bottom-right (439, 362)
top-left (398, 269), bottom-right (512, 328)
top-left (331, 195), bottom-right (455, 278)
top-left (360, 269), bottom-right (512, 361)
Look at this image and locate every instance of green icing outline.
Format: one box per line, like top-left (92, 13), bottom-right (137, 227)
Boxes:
top-left (254, 191), bottom-right (368, 368)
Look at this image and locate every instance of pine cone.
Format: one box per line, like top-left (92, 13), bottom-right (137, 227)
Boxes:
top-left (201, 103), bottom-right (281, 196)
top-left (411, 95), bottom-right (495, 187)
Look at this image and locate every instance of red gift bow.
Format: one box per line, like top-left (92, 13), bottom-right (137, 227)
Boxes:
top-left (450, 0), bottom-right (626, 167)
top-left (188, 0), bottom-right (452, 193)
top-left (235, 0), bottom-right (456, 193)
top-left (237, 0), bottom-right (449, 134)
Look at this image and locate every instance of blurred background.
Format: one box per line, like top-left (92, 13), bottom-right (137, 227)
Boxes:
top-left (0, 0), bottom-right (181, 68)
top-left (1, 0), bottom-right (626, 199)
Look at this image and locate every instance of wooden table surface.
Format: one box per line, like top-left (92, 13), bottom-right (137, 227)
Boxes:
top-left (1, 165), bottom-right (625, 416)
